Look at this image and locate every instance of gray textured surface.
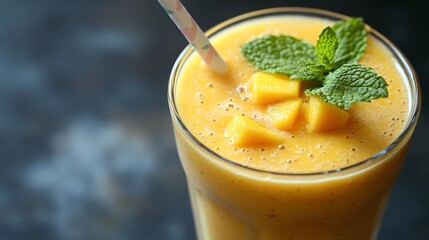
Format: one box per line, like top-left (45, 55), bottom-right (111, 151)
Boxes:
top-left (0, 0), bottom-right (427, 239)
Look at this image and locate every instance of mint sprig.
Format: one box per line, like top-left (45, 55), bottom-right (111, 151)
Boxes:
top-left (240, 17), bottom-right (388, 109)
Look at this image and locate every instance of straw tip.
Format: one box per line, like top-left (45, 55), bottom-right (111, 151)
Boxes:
top-left (209, 57), bottom-right (228, 73)
top-left (213, 64), bottom-right (228, 73)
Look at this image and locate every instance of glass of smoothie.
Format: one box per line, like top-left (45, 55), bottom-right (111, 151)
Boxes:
top-left (168, 8), bottom-right (420, 240)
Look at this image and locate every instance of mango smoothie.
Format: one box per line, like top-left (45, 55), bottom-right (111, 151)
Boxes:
top-left (168, 8), bottom-right (420, 240)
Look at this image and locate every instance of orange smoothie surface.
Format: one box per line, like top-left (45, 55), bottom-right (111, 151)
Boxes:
top-left (176, 16), bottom-right (409, 174)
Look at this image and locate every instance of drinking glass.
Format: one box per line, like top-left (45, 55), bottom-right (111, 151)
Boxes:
top-left (168, 8), bottom-right (421, 240)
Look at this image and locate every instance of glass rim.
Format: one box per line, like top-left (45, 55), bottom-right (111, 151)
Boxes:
top-left (168, 7), bottom-right (421, 177)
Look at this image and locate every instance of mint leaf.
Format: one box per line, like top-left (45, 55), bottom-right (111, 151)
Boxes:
top-left (291, 60), bottom-right (326, 81)
top-left (241, 35), bottom-right (317, 75)
top-left (332, 18), bottom-right (367, 67)
top-left (305, 64), bottom-right (388, 109)
top-left (291, 27), bottom-right (338, 81)
top-left (316, 27), bottom-right (338, 69)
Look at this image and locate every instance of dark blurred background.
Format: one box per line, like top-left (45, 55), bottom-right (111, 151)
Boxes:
top-left (0, 0), bottom-right (427, 239)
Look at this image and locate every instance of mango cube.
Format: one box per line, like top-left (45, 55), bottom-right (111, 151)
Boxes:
top-left (250, 72), bottom-right (301, 105)
top-left (226, 114), bottom-right (285, 147)
top-left (268, 99), bottom-right (302, 131)
top-left (306, 97), bottom-right (350, 133)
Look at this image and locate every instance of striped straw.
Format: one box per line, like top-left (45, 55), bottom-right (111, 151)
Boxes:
top-left (158, 0), bottom-right (228, 73)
